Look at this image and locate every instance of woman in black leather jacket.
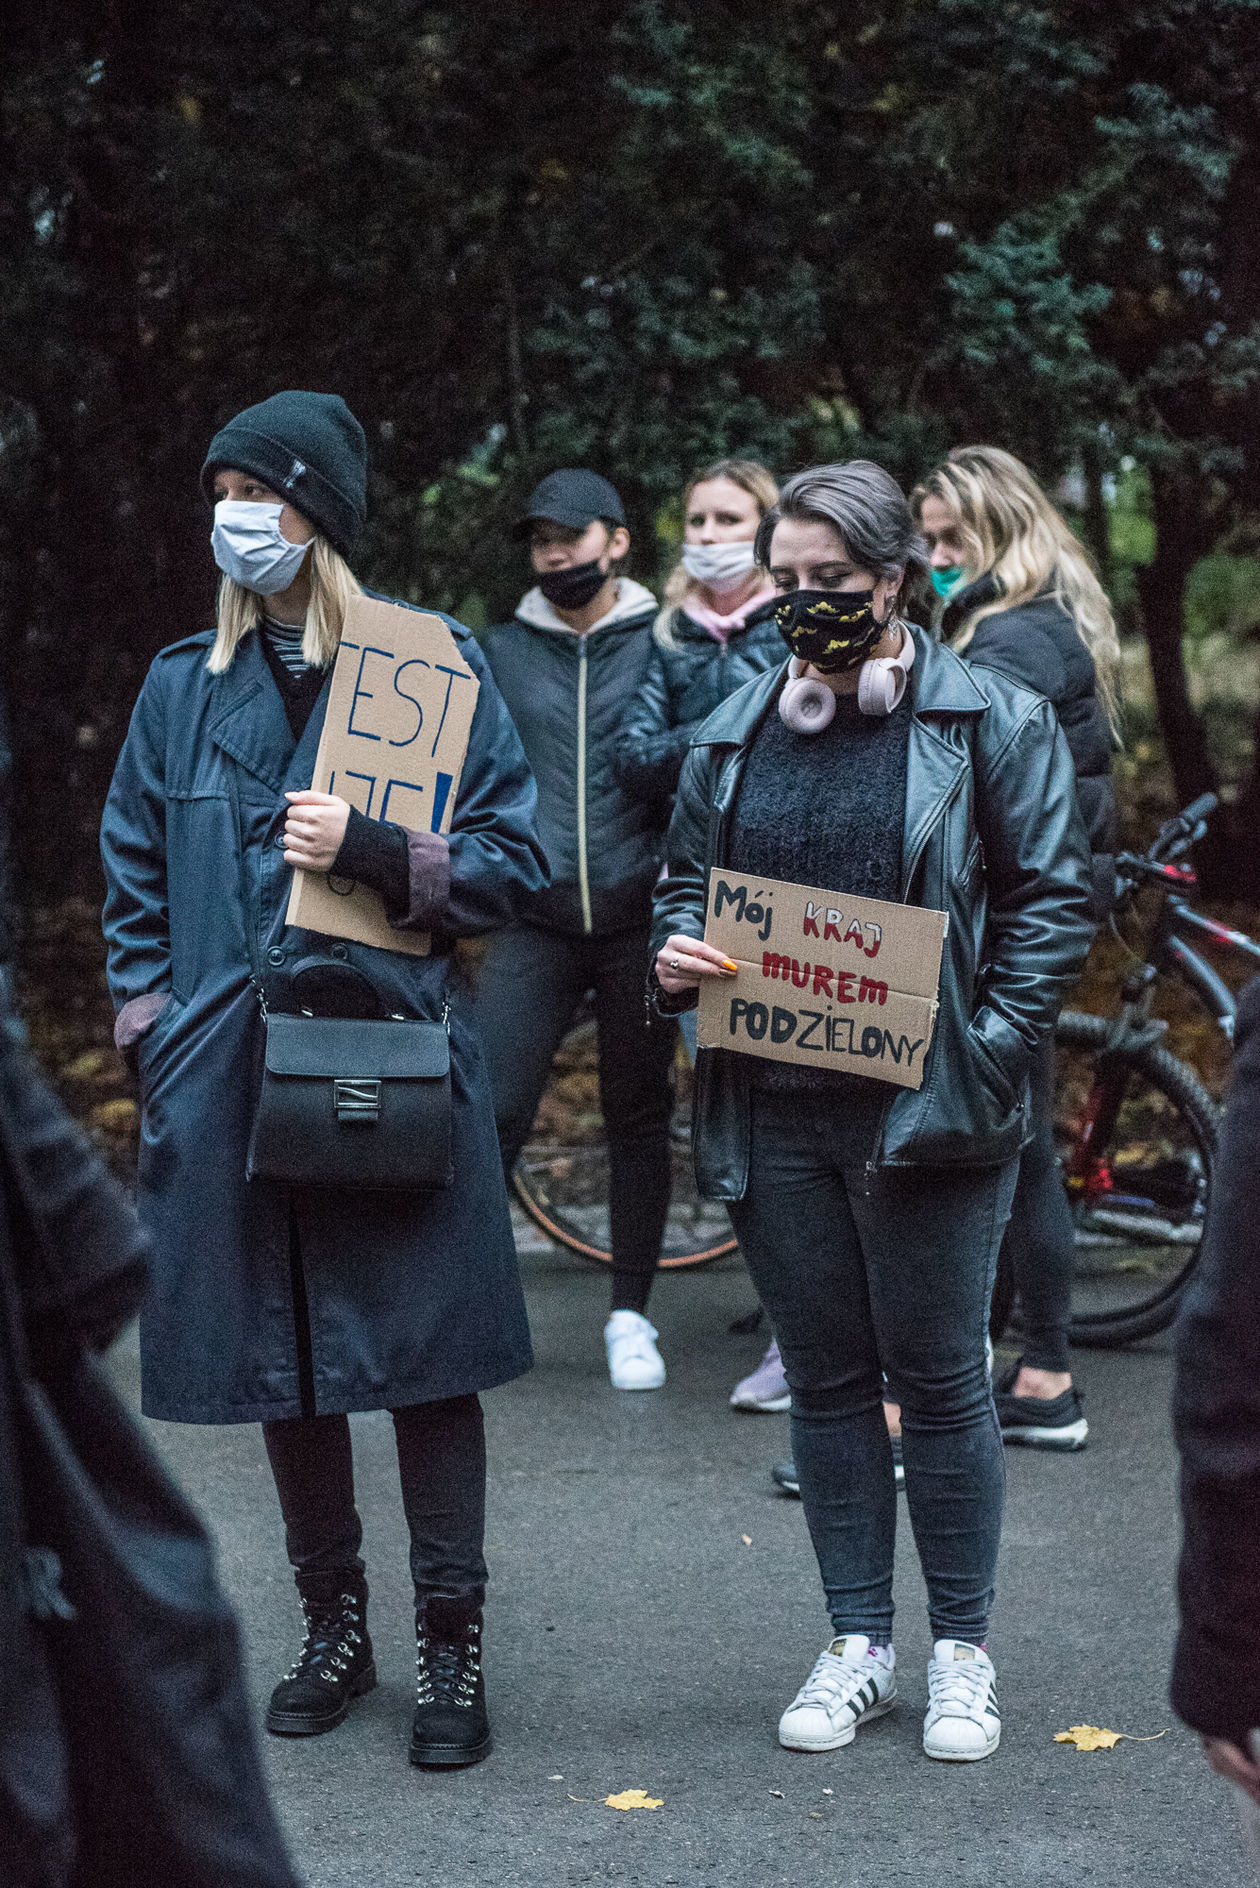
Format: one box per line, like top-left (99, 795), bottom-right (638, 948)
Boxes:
top-left (651, 461), bottom-right (1093, 1766)
top-left (915, 445), bottom-right (1121, 1452)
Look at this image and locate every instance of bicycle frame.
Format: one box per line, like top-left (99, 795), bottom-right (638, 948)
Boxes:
top-left (1062, 861), bottom-right (1257, 1196)
top-left (1161, 898), bottom-right (1260, 1040)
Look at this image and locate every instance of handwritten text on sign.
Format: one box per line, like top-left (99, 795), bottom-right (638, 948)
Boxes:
top-left (696, 869), bottom-right (948, 1090)
top-left (286, 597), bottom-right (480, 956)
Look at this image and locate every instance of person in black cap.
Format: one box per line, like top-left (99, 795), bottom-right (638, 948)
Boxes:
top-left (101, 391), bottom-right (549, 1771)
top-left (478, 470), bottom-right (680, 1392)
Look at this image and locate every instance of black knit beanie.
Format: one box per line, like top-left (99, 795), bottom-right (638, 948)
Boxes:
top-left (201, 391), bottom-right (368, 560)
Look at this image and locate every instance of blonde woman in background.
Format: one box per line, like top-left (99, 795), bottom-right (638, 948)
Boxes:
top-left (613, 457), bottom-right (789, 1413)
top-left (614, 458), bottom-right (782, 809)
top-left (913, 443), bottom-right (1121, 1452)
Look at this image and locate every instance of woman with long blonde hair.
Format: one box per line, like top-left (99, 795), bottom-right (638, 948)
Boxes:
top-left (913, 443), bottom-right (1120, 1453)
top-left (101, 392), bottom-right (547, 1771)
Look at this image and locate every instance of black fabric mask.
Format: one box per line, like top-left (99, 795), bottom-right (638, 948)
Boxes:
top-left (538, 558), bottom-right (609, 611)
top-left (773, 588), bottom-right (888, 672)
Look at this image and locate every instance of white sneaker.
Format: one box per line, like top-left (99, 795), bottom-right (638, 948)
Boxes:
top-left (923, 1640), bottom-right (1001, 1761)
top-left (604, 1311), bottom-right (666, 1391)
top-left (730, 1338), bottom-right (791, 1412)
top-left (778, 1635), bottom-right (896, 1751)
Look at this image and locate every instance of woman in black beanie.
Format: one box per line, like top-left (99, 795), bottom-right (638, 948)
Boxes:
top-left (101, 392), bottom-right (548, 1770)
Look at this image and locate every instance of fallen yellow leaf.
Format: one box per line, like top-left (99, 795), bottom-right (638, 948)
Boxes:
top-left (1054, 1724), bottom-right (1167, 1751)
top-left (604, 1790), bottom-right (664, 1811)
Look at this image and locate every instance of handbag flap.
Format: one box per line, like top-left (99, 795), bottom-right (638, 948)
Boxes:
top-left (263, 1014), bottom-right (450, 1080)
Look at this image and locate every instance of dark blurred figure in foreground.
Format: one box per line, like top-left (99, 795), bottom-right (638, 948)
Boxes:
top-left (1173, 976), bottom-right (1260, 1861)
top-left (0, 1003), bottom-right (298, 1888)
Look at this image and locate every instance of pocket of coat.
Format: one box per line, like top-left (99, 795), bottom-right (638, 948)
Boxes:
top-left (966, 1008), bottom-right (1027, 1115)
top-left (137, 993), bottom-right (186, 1081)
top-left (956, 835), bottom-right (985, 897)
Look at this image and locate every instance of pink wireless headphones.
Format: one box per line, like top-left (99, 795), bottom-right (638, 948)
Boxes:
top-left (778, 626), bottom-right (915, 734)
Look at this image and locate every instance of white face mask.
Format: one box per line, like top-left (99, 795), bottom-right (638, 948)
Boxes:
top-left (211, 500), bottom-right (312, 595)
top-left (680, 539), bottom-right (759, 592)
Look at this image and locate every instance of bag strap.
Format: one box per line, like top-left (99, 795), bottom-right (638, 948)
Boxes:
top-left (228, 767), bottom-right (450, 1032)
top-left (227, 769), bottom-right (269, 1018)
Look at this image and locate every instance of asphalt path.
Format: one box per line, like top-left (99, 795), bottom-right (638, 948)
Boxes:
top-left (109, 1222), bottom-right (1248, 1887)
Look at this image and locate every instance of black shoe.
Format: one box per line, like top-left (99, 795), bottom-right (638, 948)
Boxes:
top-left (994, 1360), bottom-right (1089, 1451)
top-left (409, 1595), bottom-right (492, 1768)
top-left (266, 1572), bottom-right (376, 1736)
top-left (772, 1438), bottom-right (905, 1499)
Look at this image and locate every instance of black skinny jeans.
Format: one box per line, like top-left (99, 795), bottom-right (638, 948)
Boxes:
top-left (1001, 1035), bottom-right (1074, 1373)
top-left (262, 1396), bottom-right (488, 1608)
top-left (728, 1088), bottom-right (1018, 1645)
top-left (474, 922), bottom-right (677, 1314)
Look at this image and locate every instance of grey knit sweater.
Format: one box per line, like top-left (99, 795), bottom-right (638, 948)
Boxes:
top-left (728, 690), bottom-right (911, 1108)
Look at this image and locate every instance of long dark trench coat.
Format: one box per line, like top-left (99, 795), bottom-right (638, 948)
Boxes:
top-left (101, 607), bottom-right (548, 1425)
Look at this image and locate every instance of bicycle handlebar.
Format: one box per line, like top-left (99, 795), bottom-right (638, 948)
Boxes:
top-left (1149, 792), bottom-right (1219, 865)
top-left (1177, 792), bottom-right (1220, 829)
top-left (1114, 792), bottom-right (1220, 896)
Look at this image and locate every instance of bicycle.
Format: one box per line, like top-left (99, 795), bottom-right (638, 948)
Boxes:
top-left (999, 791), bottom-right (1260, 1349)
top-left (512, 1014), bottom-right (740, 1271)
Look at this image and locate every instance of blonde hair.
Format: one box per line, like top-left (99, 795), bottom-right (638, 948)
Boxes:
top-left (207, 536), bottom-right (362, 674)
top-left (658, 458), bottom-right (779, 643)
top-left (912, 444), bottom-right (1121, 736)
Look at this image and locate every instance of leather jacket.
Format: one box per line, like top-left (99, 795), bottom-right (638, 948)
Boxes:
top-left (649, 626), bottom-right (1095, 1198)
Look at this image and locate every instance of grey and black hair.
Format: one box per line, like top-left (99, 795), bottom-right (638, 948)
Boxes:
top-left (754, 460), bottom-right (928, 585)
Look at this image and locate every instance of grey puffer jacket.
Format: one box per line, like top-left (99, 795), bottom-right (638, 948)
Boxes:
top-left (482, 580), bottom-right (664, 935)
top-left (649, 627), bottom-right (1096, 1198)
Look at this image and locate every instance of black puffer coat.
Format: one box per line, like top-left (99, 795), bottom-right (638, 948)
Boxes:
top-left (613, 599), bottom-right (785, 804)
top-left (482, 580), bottom-right (664, 935)
top-left (942, 578), bottom-right (1117, 916)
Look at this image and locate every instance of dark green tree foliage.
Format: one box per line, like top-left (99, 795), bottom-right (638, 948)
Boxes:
top-left (1, 1), bottom-right (1259, 897)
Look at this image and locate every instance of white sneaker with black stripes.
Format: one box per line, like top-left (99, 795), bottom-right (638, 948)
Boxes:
top-left (923, 1640), bottom-right (1001, 1761)
top-left (778, 1634), bottom-right (896, 1751)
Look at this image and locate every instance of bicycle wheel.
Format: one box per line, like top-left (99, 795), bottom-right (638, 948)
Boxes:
top-left (512, 1019), bottom-right (739, 1270)
top-left (1053, 1010), bottom-right (1218, 1346)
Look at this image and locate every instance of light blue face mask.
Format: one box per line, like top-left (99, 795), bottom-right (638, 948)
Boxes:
top-left (930, 565), bottom-right (969, 601)
top-left (212, 499), bottom-right (312, 595)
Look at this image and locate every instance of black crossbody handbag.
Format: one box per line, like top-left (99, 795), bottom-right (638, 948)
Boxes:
top-left (231, 777), bottom-right (453, 1193)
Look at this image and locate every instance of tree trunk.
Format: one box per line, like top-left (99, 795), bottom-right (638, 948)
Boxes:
top-left (1135, 469), bottom-right (1241, 894)
top-left (1135, 470), bottom-right (1218, 801)
top-left (1080, 439), bottom-right (1111, 584)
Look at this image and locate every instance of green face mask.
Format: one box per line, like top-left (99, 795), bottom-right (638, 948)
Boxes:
top-left (930, 565), bottom-right (968, 600)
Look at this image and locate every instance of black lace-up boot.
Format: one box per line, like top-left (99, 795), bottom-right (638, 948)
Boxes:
top-left (408, 1594), bottom-right (491, 1767)
top-left (265, 1571), bottom-right (376, 1736)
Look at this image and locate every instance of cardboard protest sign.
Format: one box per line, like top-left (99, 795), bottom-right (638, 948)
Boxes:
top-left (286, 596), bottom-right (480, 956)
top-left (696, 869), bottom-right (948, 1091)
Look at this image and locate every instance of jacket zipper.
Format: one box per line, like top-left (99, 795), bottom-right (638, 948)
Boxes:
top-left (576, 636), bottom-right (593, 934)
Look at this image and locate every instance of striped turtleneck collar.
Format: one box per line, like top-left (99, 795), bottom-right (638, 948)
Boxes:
top-left (260, 613), bottom-right (309, 675)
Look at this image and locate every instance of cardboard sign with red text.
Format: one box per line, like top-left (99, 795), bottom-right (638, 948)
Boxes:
top-left (696, 869), bottom-right (948, 1090)
top-left (285, 596), bottom-right (479, 956)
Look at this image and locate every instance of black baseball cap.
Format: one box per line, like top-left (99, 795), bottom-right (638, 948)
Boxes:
top-left (511, 468), bottom-right (627, 540)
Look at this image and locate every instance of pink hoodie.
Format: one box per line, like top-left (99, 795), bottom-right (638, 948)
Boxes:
top-left (681, 584), bottom-right (778, 643)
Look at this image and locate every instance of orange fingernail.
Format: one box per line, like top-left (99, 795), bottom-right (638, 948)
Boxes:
top-left (722, 958), bottom-right (738, 972)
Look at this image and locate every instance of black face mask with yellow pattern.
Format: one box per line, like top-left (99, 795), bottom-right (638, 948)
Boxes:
top-left (773, 588), bottom-right (888, 673)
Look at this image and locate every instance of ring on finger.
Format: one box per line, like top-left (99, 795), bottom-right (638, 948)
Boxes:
top-left (670, 955), bottom-right (681, 970)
